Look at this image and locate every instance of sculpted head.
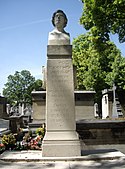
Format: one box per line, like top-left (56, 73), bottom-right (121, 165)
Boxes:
top-left (48, 10), bottom-right (70, 45)
top-left (52, 10), bottom-right (68, 28)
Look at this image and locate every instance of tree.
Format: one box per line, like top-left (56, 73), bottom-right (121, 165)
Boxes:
top-left (72, 33), bottom-right (125, 97)
top-left (72, 0), bottom-right (125, 115)
top-left (106, 54), bottom-right (125, 90)
top-left (3, 70), bottom-right (41, 105)
top-left (80, 0), bottom-right (125, 43)
top-left (33, 79), bottom-right (43, 91)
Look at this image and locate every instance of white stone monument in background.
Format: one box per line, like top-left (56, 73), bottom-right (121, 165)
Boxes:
top-left (42, 10), bottom-right (81, 157)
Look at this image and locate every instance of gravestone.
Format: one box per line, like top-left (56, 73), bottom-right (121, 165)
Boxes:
top-left (42, 10), bottom-right (81, 157)
top-left (0, 119), bottom-right (10, 136)
top-left (112, 83), bottom-right (118, 118)
top-left (0, 96), bottom-right (7, 118)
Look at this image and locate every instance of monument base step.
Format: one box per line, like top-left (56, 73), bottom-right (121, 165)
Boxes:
top-left (42, 140), bottom-right (81, 157)
top-left (42, 131), bottom-right (81, 157)
top-left (43, 131), bottom-right (80, 140)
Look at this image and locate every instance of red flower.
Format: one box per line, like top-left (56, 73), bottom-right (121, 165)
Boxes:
top-left (0, 143), bottom-right (5, 147)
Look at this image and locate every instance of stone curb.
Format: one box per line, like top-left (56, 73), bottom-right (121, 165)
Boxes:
top-left (0, 156), bottom-right (124, 163)
top-left (0, 150), bottom-right (125, 162)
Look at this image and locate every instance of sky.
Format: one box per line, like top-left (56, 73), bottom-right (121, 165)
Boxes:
top-left (0, 0), bottom-right (125, 95)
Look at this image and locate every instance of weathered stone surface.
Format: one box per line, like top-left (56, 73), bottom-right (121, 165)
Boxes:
top-left (47, 45), bottom-right (72, 57)
top-left (0, 96), bottom-right (7, 118)
top-left (32, 91), bottom-right (46, 122)
top-left (0, 118), bottom-right (10, 136)
top-left (0, 119), bottom-right (9, 129)
top-left (31, 90), bottom-right (96, 122)
top-left (42, 45), bottom-right (81, 157)
top-left (46, 59), bottom-right (75, 130)
top-left (48, 31), bottom-right (70, 45)
top-left (76, 119), bottom-right (125, 145)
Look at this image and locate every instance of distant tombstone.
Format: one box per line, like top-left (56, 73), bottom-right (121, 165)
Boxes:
top-left (0, 104), bottom-right (3, 118)
top-left (32, 91), bottom-right (46, 122)
top-left (19, 103), bottom-right (23, 115)
top-left (112, 83), bottom-right (118, 118)
top-left (0, 119), bottom-right (9, 129)
top-left (0, 96), bottom-right (7, 118)
top-left (0, 119), bottom-right (10, 136)
top-left (42, 10), bottom-right (81, 157)
top-left (94, 103), bottom-right (99, 118)
top-left (42, 66), bottom-right (47, 89)
top-left (102, 90), bottom-right (109, 119)
top-left (6, 104), bottom-right (11, 115)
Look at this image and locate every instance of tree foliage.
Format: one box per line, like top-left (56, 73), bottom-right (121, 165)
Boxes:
top-left (3, 70), bottom-right (42, 105)
top-left (80, 0), bottom-right (125, 43)
top-left (33, 79), bottom-right (43, 91)
top-left (72, 33), bottom-right (125, 93)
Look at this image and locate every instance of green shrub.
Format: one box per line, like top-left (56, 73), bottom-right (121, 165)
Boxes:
top-left (2, 133), bottom-right (16, 149)
top-left (35, 127), bottom-right (45, 138)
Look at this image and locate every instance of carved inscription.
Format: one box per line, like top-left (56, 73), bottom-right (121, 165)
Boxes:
top-left (47, 59), bottom-right (75, 130)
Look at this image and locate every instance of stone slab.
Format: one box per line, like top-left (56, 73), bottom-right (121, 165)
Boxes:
top-left (42, 140), bottom-right (81, 157)
top-left (76, 119), bottom-right (125, 129)
top-left (0, 119), bottom-right (9, 129)
top-left (46, 59), bottom-right (76, 131)
top-left (47, 45), bottom-right (72, 57)
top-left (0, 128), bottom-right (8, 132)
top-left (0, 149), bottom-right (125, 162)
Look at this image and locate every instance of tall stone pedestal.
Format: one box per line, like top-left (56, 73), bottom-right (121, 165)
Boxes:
top-left (42, 45), bottom-right (81, 157)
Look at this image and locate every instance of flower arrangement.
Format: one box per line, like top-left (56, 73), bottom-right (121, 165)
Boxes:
top-left (29, 136), bottom-right (42, 150)
top-left (2, 133), bottom-right (16, 150)
top-left (21, 128), bottom-right (44, 150)
top-left (0, 142), bottom-right (5, 153)
top-left (0, 126), bottom-right (46, 152)
top-left (21, 132), bottom-right (32, 150)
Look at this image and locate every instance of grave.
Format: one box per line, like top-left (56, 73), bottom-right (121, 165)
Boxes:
top-left (102, 89), bottom-right (124, 119)
top-left (0, 119), bottom-right (10, 136)
top-left (5, 103), bottom-right (32, 133)
top-left (29, 91), bottom-right (46, 131)
top-left (31, 90), bottom-right (96, 123)
top-left (42, 10), bottom-right (81, 157)
top-left (31, 91), bottom-right (46, 123)
top-left (0, 97), bottom-right (10, 135)
top-left (0, 96), bottom-right (8, 118)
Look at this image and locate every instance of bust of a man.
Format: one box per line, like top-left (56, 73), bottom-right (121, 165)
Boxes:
top-left (48, 10), bottom-right (70, 45)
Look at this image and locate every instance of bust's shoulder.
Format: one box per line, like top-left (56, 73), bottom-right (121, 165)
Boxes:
top-left (49, 29), bottom-right (70, 36)
top-left (48, 28), bottom-right (70, 45)
top-left (49, 30), bottom-right (56, 36)
top-left (65, 31), bottom-right (70, 37)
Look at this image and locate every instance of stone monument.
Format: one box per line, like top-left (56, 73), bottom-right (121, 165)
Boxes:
top-left (42, 10), bottom-right (81, 157)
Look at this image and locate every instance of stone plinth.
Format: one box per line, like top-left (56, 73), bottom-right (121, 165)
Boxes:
top-left (31, 91), bottom-right (46, 122)
top-left (42, 45), bottom-right (81, 157)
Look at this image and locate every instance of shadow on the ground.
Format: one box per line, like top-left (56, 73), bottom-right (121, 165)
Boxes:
top-left (81, 148), bottom-right (118, 156)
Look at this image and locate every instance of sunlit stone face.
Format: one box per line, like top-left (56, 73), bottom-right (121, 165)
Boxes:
top-left (54, 12), bottom-right (65, 29)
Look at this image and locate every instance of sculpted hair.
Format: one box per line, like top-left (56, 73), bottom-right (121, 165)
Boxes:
top-left (52, 10), bottom-right (68, 28)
